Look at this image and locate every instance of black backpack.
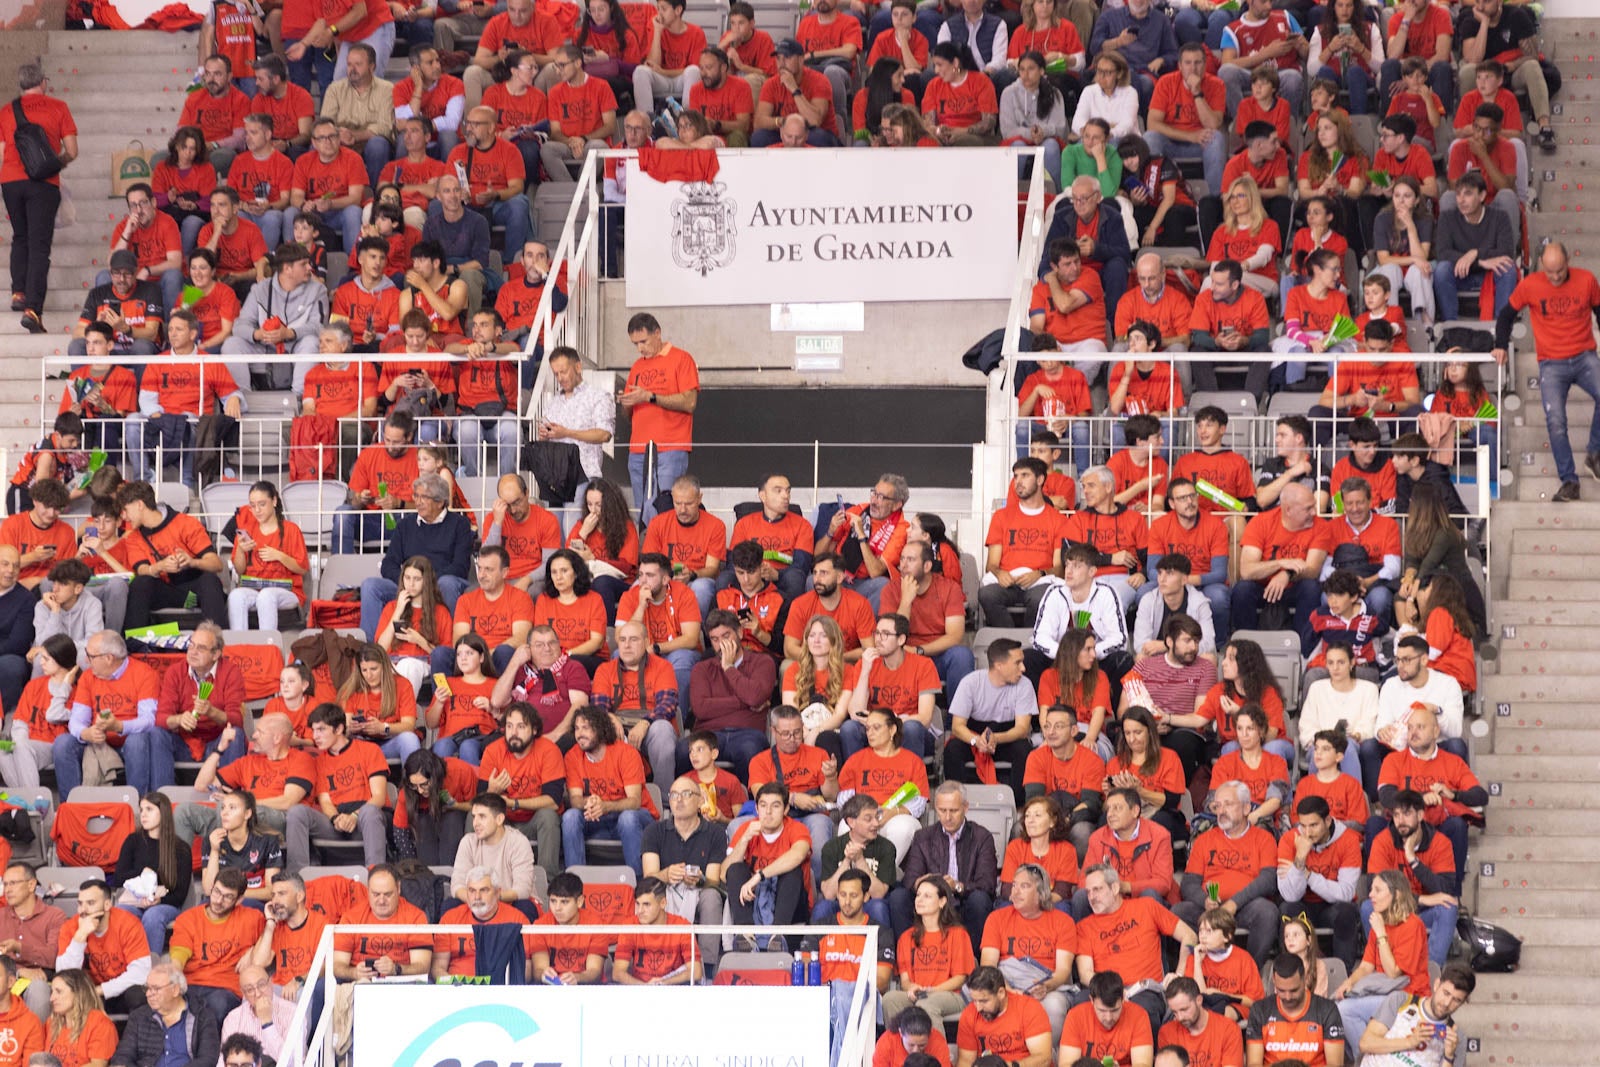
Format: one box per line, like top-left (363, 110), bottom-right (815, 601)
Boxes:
top-left (10, 99), bottom-right (63, 182)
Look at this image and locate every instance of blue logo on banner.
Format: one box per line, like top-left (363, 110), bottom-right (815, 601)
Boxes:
top-left (393, 1005), bottom-right (546, 1067)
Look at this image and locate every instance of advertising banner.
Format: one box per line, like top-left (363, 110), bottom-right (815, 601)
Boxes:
top-left (624, 149), bottom-right (1018, 307)
top-left (355, 983), bottom-right (831, 1067)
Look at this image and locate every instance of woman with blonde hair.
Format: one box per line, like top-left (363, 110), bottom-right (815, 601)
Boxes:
top-left (1334, 870), bottom-right (1431, 1038)
top-left (1204, 174), bottom-right (1282, 297)
top-left (47, 968), bottom-right (116, 1067)
top-left (782, 615), bottom-right (848, 762)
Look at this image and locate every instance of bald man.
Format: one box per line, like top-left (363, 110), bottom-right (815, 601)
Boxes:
top-left (1231, 482), bottom-right (1329, 645)
top-left (446, 106), bottom-right (532, 262)
top-left (589, 620), bottom-right (681, 790)
top-left (777, 113), bottom-right (810, 148)
top-left (0, 545), bottom-right (33, 712)
top-left (1494, 241), bottom-right (1600, 502)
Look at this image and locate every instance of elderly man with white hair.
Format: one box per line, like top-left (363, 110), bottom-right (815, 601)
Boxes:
top-left (434, 866), bottom-right (535, 980)
top-left (111, 956), bottom-right (222, 1067)
top-left (357, 472), bottom-right (475, 640)
top-left (1172, 779), bottom-right (1281, 964)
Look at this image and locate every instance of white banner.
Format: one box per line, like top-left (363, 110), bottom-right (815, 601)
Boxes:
top-left (623, 149), bottom-right (1019, 307)
top-left (354, 984), bottom-right (831, 1067)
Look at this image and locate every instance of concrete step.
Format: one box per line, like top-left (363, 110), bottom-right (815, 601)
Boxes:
top-left (1509, 529), bottom-right (1599, 554)
top-left (1515, 475), bottom-right (1600, 502)
top-left (1492, 623), bottom-right (1596, 650)
top-left (1478, 833), bottom-right (1600, 863)
top-left (47, 70), bottom-right (196, 95)
top-left (1484, 808), bottom-right (1600, 836)
top-left (1470, 973), bottom-right (1600, 1004)
top-left (1476, 886), bottom-right (1600, 920)
top-left (1474, 753), bottom-right (1600, 782)
top-left (1505, 578), bottom-right (1600, 601)
top-left (1505, 553), bottom-right (1600, 579)
top-left (46, 29), bottom-right (195, 57)
top-left (1488, 703), bottom-right (1597, 729)
top-left (1478, 861), bottom-right (1600, 892)
top-left (1456, 1034), bottom-right (1592, 1067)
top-left (1452, 1004), bottom-right (1600, 1039)
top-left (1514, 943), bottom-right (1600, 975)
top-left (67, 111), bottom-right (187, 138)
top-left (1492, 727), bottom-right (1600, 756)
top-left (1489, 603), bottom-right (1600, 627)
top-left (1487, 500), bottom-right (1600, 527)
top-left (1486, 781), bottom-right (1600, 809)
top-left (1495, 649), bottom-right (1600, 675)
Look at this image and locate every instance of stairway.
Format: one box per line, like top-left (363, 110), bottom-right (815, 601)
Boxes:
top-left (1455, 17), bottom-right (1600, 1044)
top-left (0, 29), bottom-right (196, 471)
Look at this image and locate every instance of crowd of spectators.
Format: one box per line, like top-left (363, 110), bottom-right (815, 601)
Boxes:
top-left (1, 0), bottom-right (1589, 1063)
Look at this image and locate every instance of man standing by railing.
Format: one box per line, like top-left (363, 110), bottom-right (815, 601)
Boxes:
top-left (621, 314), bottom-right (699, 526)
top-left (1494, 241), bottom-right (1600, 503)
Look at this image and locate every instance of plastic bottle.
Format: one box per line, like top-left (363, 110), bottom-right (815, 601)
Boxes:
top-left (808, 951), bottom-right (821, 987)
top-left (791, 950), bottom-right (806, 986)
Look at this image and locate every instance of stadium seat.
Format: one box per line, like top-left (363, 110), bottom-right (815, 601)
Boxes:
top-left (1228, 629), bottom-right (1305, 710)
top-left (65, 786), bottom-right (140, 811)
top-left (316, 554), bottom-right (377, 601)
top-left (36, 866), bottom-right (108, 916)
top-left (283, 479), bottom-right (347, 551)
top-left (201, 481), bottom-right (254, 540)
top-left (301, 865), bottom-right (371, 884)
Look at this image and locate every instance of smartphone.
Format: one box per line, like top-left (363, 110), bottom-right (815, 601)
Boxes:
top-left (685, 864), bottom-right (702, 877)
top-left (1338, 22), bottom-right (1352, 35)
top-left (835, 492), bottom-right (846, 513)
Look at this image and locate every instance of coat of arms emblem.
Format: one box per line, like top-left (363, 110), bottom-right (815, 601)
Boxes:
top-left (670, 181), bottom-right (737, 276)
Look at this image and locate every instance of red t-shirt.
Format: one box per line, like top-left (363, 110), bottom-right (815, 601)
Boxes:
top-left (229, 149), bottom-right (295, 206)
top-left (1276, 826), bottom-right (1361, 903)
top-left (292, 147), bottom-right (368, 200)
top-left (0, 93), bottom-right (75, 186)
top-left (1241, 510), bottom-right (1331, 564)
top-left (1386, 3), bottom-right (1452, 59)
top-left (1074, 894), bottom-right (1179, 985)
top-left (838, 746), bottom-right (930, 806)
top-left (482, 81), bottom-right (549, 133)
top-left (1018, 365), bottom-right (1092, 417)
top-left (985, 502), bottom-right (1067, 574)
top-left (1508, 268), bottom-right (1600, 361)
top-left (1360, 913), bottom-right (1431, 995)
top-left (1060, 999), bottom-right (1155, 1064)
top-left (1234, 95), bottom-right (1291, 143)
top-left (626, 344), bottom-right (699, 453)
top-left (181, 86), bottom-right (252, 144)
top-left (377, 155), bottom-right (452, 211)
top-left (564, 741), bottom-right (661, 816)
top-left (956, 993), bottom-right (1052, 1060)
top-left (1030, 271), bottom-right (1105, 345)
top-left (480, 8), bottom-right (565, 54)
top-left (923, 71), bottom-right (998, 129)
top-left (533, 592), bottom-right (608, 652)
top-left (757, 67), bottom-right (837, 128)
top-left (842, 653), bottom-right (941, 720)
top-left (549, 73), bottom-right (619, 138)
top-left (1284, 285), bottom-right (1351, 336)
top-left (1190, 287), bottom-right (1270, 337)
top-left (251, 84), bottom-right (315, 142)
top-left (110, 212), bottom-right (181, 272)
top-left (195, 218), bottom-right (268, 276)
top-left (1206, 220), bottom-right (1283, 282)
top-left (1022, 742), bottom-right (1105, 793)
top-left (895, 924), bottom-right (975, 986)
top-left (1149, 71), bottom-right (1225, 131)
top-left (392, 74), bottom-right (467, 124)
top-left (447, 137), bottom-right (526, 198)
top-left (1294, 772), bottom-right (1369, 827)
top-left (642, 511), bottom-right (729, 574)
top-left (691, 76), bottom-right (756, 127)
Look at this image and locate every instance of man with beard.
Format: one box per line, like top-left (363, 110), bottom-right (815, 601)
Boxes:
top-left (333, 410), bottom-right (419, 553)
top-left (614, 876), bottom-right (702, 985)
top-left (433, 867), bottom-right (538, 979)
top-left (687, 48), bottom-right (754, 145)
top-left (1363, 789), bottom-right (1457, 965)
top-left (1119, 615), bottom-right (1214, 780)
top-left (977, 864), bottom-right (1076, 1047)
top-left (1245, 954), bottom-right (1344, 1067)
top-left (817, 474), bottom-right (911, 611)
top-left (1174, 781), bottom-right (1279, 964)
top-left (55, 880), bottom-right (152, 1014)
top-left (1076, 863), bottom-right (1196, 1034)
top-left (250, 873), bottom-right (327, 1002)
top-left (954, 965), bottom-right (1052, 1067)
top-left (477, 702), bottom-right (566, 880)
top-left (170, 868), bottom-right (268, 1021)
top-left (979, 457), bottom-right (1065, 629)
top-left (1060, 970), bottom-right (1156, 1067)
top-left (1355, 962), bottom-right (1472, 1067)
top-left (781, 553), bottom-right (876, 663)
top-left (1277, 796), bottom-right (1362, 969)
top-left (561, 706), bottom-right (656, 874)
top-left (1160, 976), bottom-right (1245, 1067)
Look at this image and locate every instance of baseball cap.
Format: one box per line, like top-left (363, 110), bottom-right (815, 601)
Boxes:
top-left (775, 38), bottom-right (804, 57)
top-left (109, 250), bottom-right (138, 273)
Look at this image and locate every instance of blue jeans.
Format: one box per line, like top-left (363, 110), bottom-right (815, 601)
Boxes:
top-left (1328, 63), bottom-right (1375, 114)
top-left (284, 37), bottom-right (335, 93)
top-left (561, 807), bottom-right (651, 875)
top-left (1359, 898), bottom-right (1458, 966)
top-left (627, 449), bottom-right (689, 524)
top-left (331, 507), bottom-right (385, 554)
top-left (1142, 131), bottom-right (1226, 205)
top-left (1173, 5), bottom-right (1231, 47)
top-left (285, 202), bottom-right (362, 254)
top-left (122, 727), bottom-right (249, 795)
top-left (1536, 350), bottom-right (1600, 485)
top-left (358, 135), bottom-right (393, 189)
top-left (840, 718), bottom-right (930, 760)
top-left (359, 574), bottom-right (469, 643)
top-left (381, 731), bottom-right (421, 762)
top-left (457, 415), bottom-right (520, 477)
top-left (117, 902), bottom-right (180, 953)
top-left (433, 733), bottom-right (486, 765)
top-left (238, 207), bottom-right (284, 248)
top-left (1199, 581), bottom-right (1231, 642)
top-left (1431, 261), bottom-right (1515, 324)
top-left (930, 645), bottom-right (977, 702)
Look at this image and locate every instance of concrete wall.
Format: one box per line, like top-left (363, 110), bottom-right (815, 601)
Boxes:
top-left (595, 279), bottom-right (1012, 387)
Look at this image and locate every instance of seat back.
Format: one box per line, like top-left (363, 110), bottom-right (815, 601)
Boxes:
top-left (1228, 629), bottom-right (1305, 710)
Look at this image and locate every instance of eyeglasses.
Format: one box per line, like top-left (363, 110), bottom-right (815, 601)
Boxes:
top-left (312, 133), bottom-right (338, 142)
top-left (667, 790), bottom-right (700, 800)
top-left (1228, 191), bottom-right (1249, 200)
top-left (773, 728), bottom-right (804, 739)
top-left (868, 489), bottom-right (898, 502)
top-left (190, 642), bottom-right (219, 653)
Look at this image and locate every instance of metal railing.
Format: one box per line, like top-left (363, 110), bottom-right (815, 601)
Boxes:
top-left (280, 921), bottom-right (880, 1067)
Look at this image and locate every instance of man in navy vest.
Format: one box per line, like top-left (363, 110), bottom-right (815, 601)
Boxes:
top-left (936, 0), bottom-right (1014, 94)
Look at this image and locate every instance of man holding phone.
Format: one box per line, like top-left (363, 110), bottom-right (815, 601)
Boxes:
top-left (641, 773), bottom-right (726, 965)
top-left (0, 476), bottom-right (79, 591)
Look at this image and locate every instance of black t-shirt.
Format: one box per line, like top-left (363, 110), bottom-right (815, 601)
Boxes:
top-left (76, 280), bottom-right (164, 346)
top-left (1256, 456), bottom-right (1319, 506)
top-left (202, 830), bottom-right (285, 890)
top-left (1455, 5), bottom-right (1537, 56)
top-left (640, 816), bottom-right (728, 873)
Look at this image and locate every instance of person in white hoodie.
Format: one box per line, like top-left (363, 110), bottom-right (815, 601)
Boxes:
top-left (1000, 51), bottom-right (1070, 181)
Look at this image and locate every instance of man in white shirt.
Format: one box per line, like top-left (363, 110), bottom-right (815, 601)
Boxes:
top-left (1027, 543), bottom-right (1132, 690)
top-left (536, 346), bottom-right (615, 504)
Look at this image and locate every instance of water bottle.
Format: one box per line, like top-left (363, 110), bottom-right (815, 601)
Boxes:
top-left (808, 951), bottom-right (820, 987)
top-left (791, 951), bottom-right (806, 986)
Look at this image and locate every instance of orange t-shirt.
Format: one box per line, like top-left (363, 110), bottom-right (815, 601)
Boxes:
top-left (1149, 70), bottom-right (1225, 131)
top-left (1030, 271), bottom-right (1105, 345)
top-left (1159, 1012), bottom-right (1246, 1067)
top-left (1424, 607), bottom-right (1477, 692)
top-left (782, 589), bottom-right (877, 648)
top-left (1360, 913), bottom-right (1430, 995)
top-left (842, 653), bottom-right (942, 720)
top-left (985, 503), bottom-right (1066, 573)
top-left (217, 748), bottom-right (318, 801)
top-left (642, 511), bottom-right (729, 574)
top-left (956, 993), bottom-right (1052, 1060)
top-left (1205, 220), bottom-right (1283, 283)
top-left (1276, 826), bottom-right (1362, 903)
top-left (922, 71), bottom-right (998, 128)
top-left (1284, 285), bottom-right (1352, 336)
top-left (548, 73), bottom-right (618, 138)
top-left (729, 509), bottom-right (814, 571)
top-left (1107, 450), bottom-right (1170, 499)
top-left (1017, 365), bottom-right (1092, 418)
top-left (1185, 825), bottom-right (1277, 900)
top-left (1211, 749), bottom-right (1291, 807)
top-left (1060, 999), bottom-right (1154, 1064)
top-left (838, 746), bottom-right (930, 806)
top-left (873, 1028), bottom-right (951, 1067)
top-left (1000, 839), bottom-right (1083, 893)
top-left (484, 505), bottom-right (563, 579)
top-left (171, 905), bottom-right (267, 990)
top-left (1241, 510), bottom-right (1331, 564)
top-left (266, 910), bottom-right (327, 986)
top-left (343, 683), bottom-right (417, 729)
top-left (332, 899), bottom-right (431, 965)
top-left (617, 913), bottom-right (699, 981)
top-left (345, 444), bottom-right (420, 504)
top-left (1197, 683), bottom-right (1286, 745)
top-left (614, 582), bottom-right (701, 645)
top-left (980, 902), bottom-right (1076, 969)
top-left (313, 738), bottom-right (390, 810)
top-left (528, 912), bottom-right (609, 974)
top-left (434, 674), bottom-right (499, 737)
top-left (1294, 772), bottom-right (1369, 827)
top-left (1074, 893), bottom-right (1180, 985)
top-left (533, 592), bottom-right (608, 652)
top-left (1022, 743), bottom-right (1106, 795)
top-left (146, 361), bottom-right (241, 419)
top-left (1146, 510), bottom-right (1229, 572)
top-left (626, 344), bottom-right (699, 453)
top-left (70, 659), bottom-right (159, 741)
top-left (564, 742), bottom-right (661, 816)
top-left (590, 654), bottom-right (678, 718)
top-left (1115, 284), bottom-right (1194, 344)
top-left (56, 908), bottom-right (149, 987)
top-left (376, 600), bottom-right (454, 660)
top-left (290, 146), bottom-right (368, 200)
top-left (1108, 361), bottom-right (1185, 414)
top-left (452, 586), bottom-right (536, 649)
top-left (1104, 749), bottom-right (1186, 797)
top-left (1035, 671), bottom-right (1111, 724)
top-left (896, 925), bottom-right (975, 987)
top-left (46, 1011), bottom-right (116, 1067)
top-left (0, 514), bottom-right (78, 583)
top-left (478, 736), bottom-right (566, 821)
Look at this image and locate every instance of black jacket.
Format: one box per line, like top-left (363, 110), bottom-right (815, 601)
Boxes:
top-left (901, 819), bottom-right (999, 897)
top-left (110, 1002), bottom-right (220, 1067)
